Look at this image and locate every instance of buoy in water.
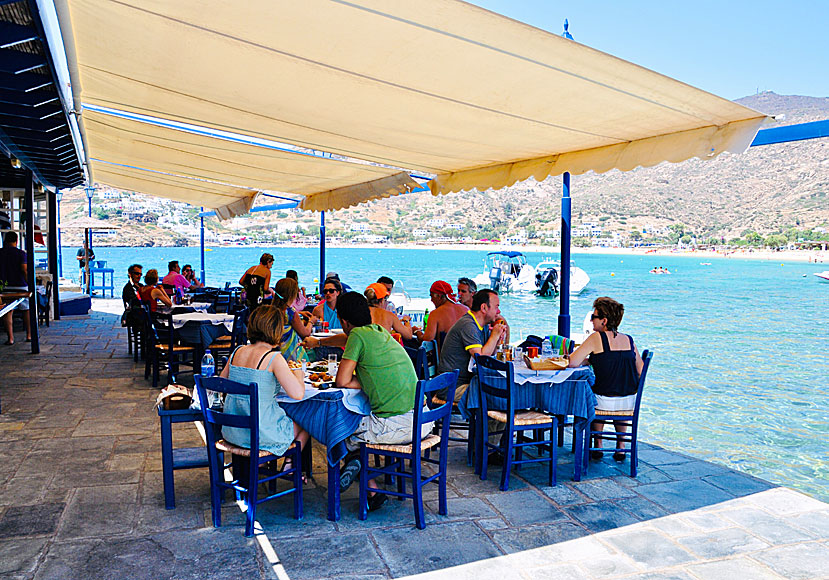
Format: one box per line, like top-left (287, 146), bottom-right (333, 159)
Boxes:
top-left (611, 272), bottom-right (615, 276)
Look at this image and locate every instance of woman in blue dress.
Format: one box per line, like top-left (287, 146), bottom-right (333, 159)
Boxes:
top-left (219, 305), bottom-right (309, 462)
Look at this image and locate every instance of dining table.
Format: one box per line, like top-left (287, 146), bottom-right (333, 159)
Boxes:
top-left (461, 361), bottom-right (596, 481)
top-left (277, 384), bottom-right (370, 521)
top-left (170, 312), bottom-right (234, 361)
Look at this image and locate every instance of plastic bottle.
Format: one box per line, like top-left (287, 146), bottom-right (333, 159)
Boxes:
top-left (423, 308), bottom-right (429, 329)
top-left (194, 350), bottom-right (216, 409)
top-left (541, 337), bottom-right (553, 359)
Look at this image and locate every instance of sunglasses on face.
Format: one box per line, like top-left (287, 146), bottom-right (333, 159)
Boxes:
top-left (590, 313), bottom-right (602, 320)
top-left (324, 288), bottom-right (338, 294)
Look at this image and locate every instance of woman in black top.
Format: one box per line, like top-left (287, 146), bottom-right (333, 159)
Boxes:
top-left (239, 253), bottom-right (274, 310)
top-left (569, 297), bottom-right (643, 462)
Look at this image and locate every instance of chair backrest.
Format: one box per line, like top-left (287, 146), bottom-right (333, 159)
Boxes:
top-left (149, 311), bottom-right (176, 352)
top-left (631, 350), bottom-right (653, 417)
top-left (214, 291), bottom-right (232, 313)
top-left (194, 375), bottom-right (261, 456)
top-left (230, 307), bottom-right (249, 349)
top-left (403, 345), bottom-right (421, 376)
top-left (412, 370), bottom-right (459, 451)
top-left (437, 331), bottom-right (447, 353)
top-left (421, 340), bottom-right (439, 379)
top-left (475, 354), bottom-right (516, 420)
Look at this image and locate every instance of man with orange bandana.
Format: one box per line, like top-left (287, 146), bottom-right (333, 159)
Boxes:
top-left (413, 280), bottom-right (468, 350)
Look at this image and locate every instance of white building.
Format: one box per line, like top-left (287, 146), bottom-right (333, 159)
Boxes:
top-left (350, 223), bottom-right (371, 233)
top-left (412, 229), bottom-right (428, 237)
top-left (426, 218), bottom-right (446, 228)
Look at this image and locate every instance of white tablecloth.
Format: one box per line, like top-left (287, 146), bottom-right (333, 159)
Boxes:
top-left (170, 312), bottom-right (235, 330)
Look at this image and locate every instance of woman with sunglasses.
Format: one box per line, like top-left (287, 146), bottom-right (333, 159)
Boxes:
top-left (304, 278), bottom-right (348, 355)
top-left (181, 264), bottom-right (203, 289)
top-left (568, 296), bottom-right (644, 463)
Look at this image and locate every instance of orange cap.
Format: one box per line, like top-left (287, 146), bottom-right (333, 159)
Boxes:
top-left (366, 282), bottom-right (389, 300)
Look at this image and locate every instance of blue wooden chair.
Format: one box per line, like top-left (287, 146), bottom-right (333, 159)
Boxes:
top-left (358, 370), bottom-right (459, 529)
top-left (143, 309), bottom-right (196, 388)
top-left (195, 375), bottom-right (303, 537)
top-left (475, 355), bottom-right (558, 491)
top-left (585, 350), bottom-right (653, 477)
top-left (210, 306), bottom-right (249, 371)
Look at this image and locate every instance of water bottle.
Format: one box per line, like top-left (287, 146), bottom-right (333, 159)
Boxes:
top-left (423, 308), bottom-right (429, 328)
top-left (541, 337), bottom-right (553, 359)
top-left (196, 350), bottom-right (216, 409)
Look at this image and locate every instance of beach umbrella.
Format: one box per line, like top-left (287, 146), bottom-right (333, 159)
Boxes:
top-left (60, 218), bottom-right (121, 293)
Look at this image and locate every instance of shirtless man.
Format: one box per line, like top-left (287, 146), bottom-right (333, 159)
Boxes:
top-left (413, 280), bottom-right (468, 348)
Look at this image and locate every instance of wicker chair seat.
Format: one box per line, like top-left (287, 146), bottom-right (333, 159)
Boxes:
top-left (487, 409), bottom-right (554, 426)
top-left (214, 335), bottom-right (232, 342)
top-left (209, 341), bottom-right (232, 350)
top-left (595, 408), bottom-right (635, 417)
top-left (215, 438), bottom-right (276, 458)
top-left (154, 343), bottom-right (195, 352)
top-left (365, 434), bottom-right (441, 454)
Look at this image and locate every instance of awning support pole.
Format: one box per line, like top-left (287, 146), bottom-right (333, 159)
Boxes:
top-left (24, 171), bottom-right (39, 354)
top-left (48, 189), bottom-right (60, 321)
top-left (199, 208), bottom-right (206, 285)
top-left (319, 211), bottom-right (326, 291)
top-left (56, 189), bottom-right (62, 279)
top-left (558, 172), bottom-right (571, 338)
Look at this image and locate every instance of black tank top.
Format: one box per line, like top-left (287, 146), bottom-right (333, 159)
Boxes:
top-left (590, 332), bottom-right (639, 397)
top-left (242, 272), bottom-right (266, 310)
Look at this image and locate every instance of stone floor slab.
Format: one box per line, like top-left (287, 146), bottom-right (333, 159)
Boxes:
top-left (752, 541), bottom-right (829, 580)
top-left (635, 479), bottom-right (734, 513)
top-left (564, 501), bottom-right (641, 532)
top-left (485, 490), bottom-right (567, 527)
top-left (373, 521), bottom-right (502, 577)
top-left (685, 557), bottom-right (786, 580)
top-left (0, 502), bottom-right (65, 537)
top-left (676, 527), bottom-right (770, 558)
top-left (489, 521), bottom-right (587, 553)
top-left (0, 537), bottom-right (49, 577)
top-left (604, 529), bottom-right (697, 569)
top-left (267, 533), bottom-right (386, 580)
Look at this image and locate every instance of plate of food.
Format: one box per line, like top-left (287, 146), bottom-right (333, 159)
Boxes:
top-left (311, 331), bottom-right (337, 338)
top-left (287, 360), bottom-right (303, 369)
top-left (307, 363), bottom-right (328, 373)
top-left (523, 355), bottom-right (569, 371)
top-left (307, 372), bottom-right (335, 389)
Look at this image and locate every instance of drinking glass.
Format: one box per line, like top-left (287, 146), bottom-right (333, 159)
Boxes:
top-left (327, 354), bottom-right (338, 374)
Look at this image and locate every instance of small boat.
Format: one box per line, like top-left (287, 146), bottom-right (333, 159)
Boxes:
top-left (388, 281), bottom-right (432, 324)
top-left (535, 258), bottom-right (590, 296)
top-left (814, 271), bottom-right (829, 282)
top-left (472, 251), bottom-right (538, 293)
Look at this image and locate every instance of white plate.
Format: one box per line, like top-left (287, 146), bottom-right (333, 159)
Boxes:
top-left (312, 332), bottom-right (336, 338)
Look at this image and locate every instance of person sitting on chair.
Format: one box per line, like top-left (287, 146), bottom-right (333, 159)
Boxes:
top-left (458, 277), bottom-right (510, 344)
top-left (138, 269), bottom-right (172, 312)
top-left (181, 264), bottom-right (203, 289)
top-left (437, 289), bottom-right (505, 402)
top-left (336, 292), bottom-right (432, 511)
top-left (219, 305), bottom-right (309, 469)
top-left (568, 296), bottom-right (644, 463)
top-left (413, 280), bottom-right (468, 349)
top-left (162, 261), bottom-right (191, 292)
top-left (121, 263), bottom-right (144, 325)
top-left (364, 283), bottom-right (412, 340)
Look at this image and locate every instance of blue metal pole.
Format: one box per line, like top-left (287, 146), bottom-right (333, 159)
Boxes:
top-left (558, 172), bottom-right (571, 338)
top-left (319, 211), bottom-right (326, 290)
top-left (56, 190), bottom-right (63, 278)
top-left (200, 208), bottom-right (206, 286)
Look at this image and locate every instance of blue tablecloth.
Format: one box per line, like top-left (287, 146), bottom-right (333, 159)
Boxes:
top-left (462, 367), bottom-right (596, 422)
top-left (279, 390), bottom-right (365, 467)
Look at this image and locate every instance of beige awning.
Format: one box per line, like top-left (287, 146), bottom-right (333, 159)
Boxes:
top-left (56, 0), bottom-right (767, 209)
top-left (82, 110), bottom-right (419, 217)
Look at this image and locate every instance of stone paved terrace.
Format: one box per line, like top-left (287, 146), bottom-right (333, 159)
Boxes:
top-left (1, 311), bottom-right (827, 580)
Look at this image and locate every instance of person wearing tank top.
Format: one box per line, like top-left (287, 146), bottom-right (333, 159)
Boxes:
top-left (218, 306), bottom-right (309, 463)
top-left (568, 297), bottom-right (644, 463)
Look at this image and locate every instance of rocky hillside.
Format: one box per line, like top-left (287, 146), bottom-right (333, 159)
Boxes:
top-left (58, 92), bottom-right (828, 245)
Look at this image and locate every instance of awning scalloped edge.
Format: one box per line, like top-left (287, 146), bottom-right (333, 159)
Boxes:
top-left (429, 116), bottom-right (767, 196)
top-left (300, 172), bottom-right (421, 212)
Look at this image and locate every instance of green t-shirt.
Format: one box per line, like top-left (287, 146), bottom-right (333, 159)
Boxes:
top-left (342, 324), bottom-right (418, 418)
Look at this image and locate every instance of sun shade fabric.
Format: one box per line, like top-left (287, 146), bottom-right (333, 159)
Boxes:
top-left (82, 109), bottom-right (416, 216)
top-left (58, 0), bottom-right (768, 202)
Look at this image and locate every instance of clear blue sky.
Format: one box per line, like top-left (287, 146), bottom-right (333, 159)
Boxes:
top-left (467, 1), bottom-right (828, 100)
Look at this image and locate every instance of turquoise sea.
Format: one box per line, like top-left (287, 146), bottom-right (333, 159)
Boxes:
top-left (66, 246), bottom-right (829, 501)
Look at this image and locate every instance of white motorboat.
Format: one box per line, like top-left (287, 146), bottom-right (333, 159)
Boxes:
top-left (534, 258), bottom-right (591, 296)
top-left (472, 251), bottom-right (538, 293)
top-left (814, 271), bottom-right (829, 282)
top-left (388, 282), bottom-right (432, 324)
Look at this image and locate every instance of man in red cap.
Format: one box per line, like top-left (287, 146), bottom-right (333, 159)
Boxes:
top-left (413, 280), bottom-right (468, 350)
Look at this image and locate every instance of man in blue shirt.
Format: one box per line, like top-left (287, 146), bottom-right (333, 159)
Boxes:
top-left (0, 232), bottom-right (31, 344)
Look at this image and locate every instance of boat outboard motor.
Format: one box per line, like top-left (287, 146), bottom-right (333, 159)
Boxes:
top-left (489, 265), bottom-right (502, 292)
top-left (537, 269), bottom-right (558, 297)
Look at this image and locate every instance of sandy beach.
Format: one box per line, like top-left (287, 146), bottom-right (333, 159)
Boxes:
top-left (242, 242), bottom-right (829, 264)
